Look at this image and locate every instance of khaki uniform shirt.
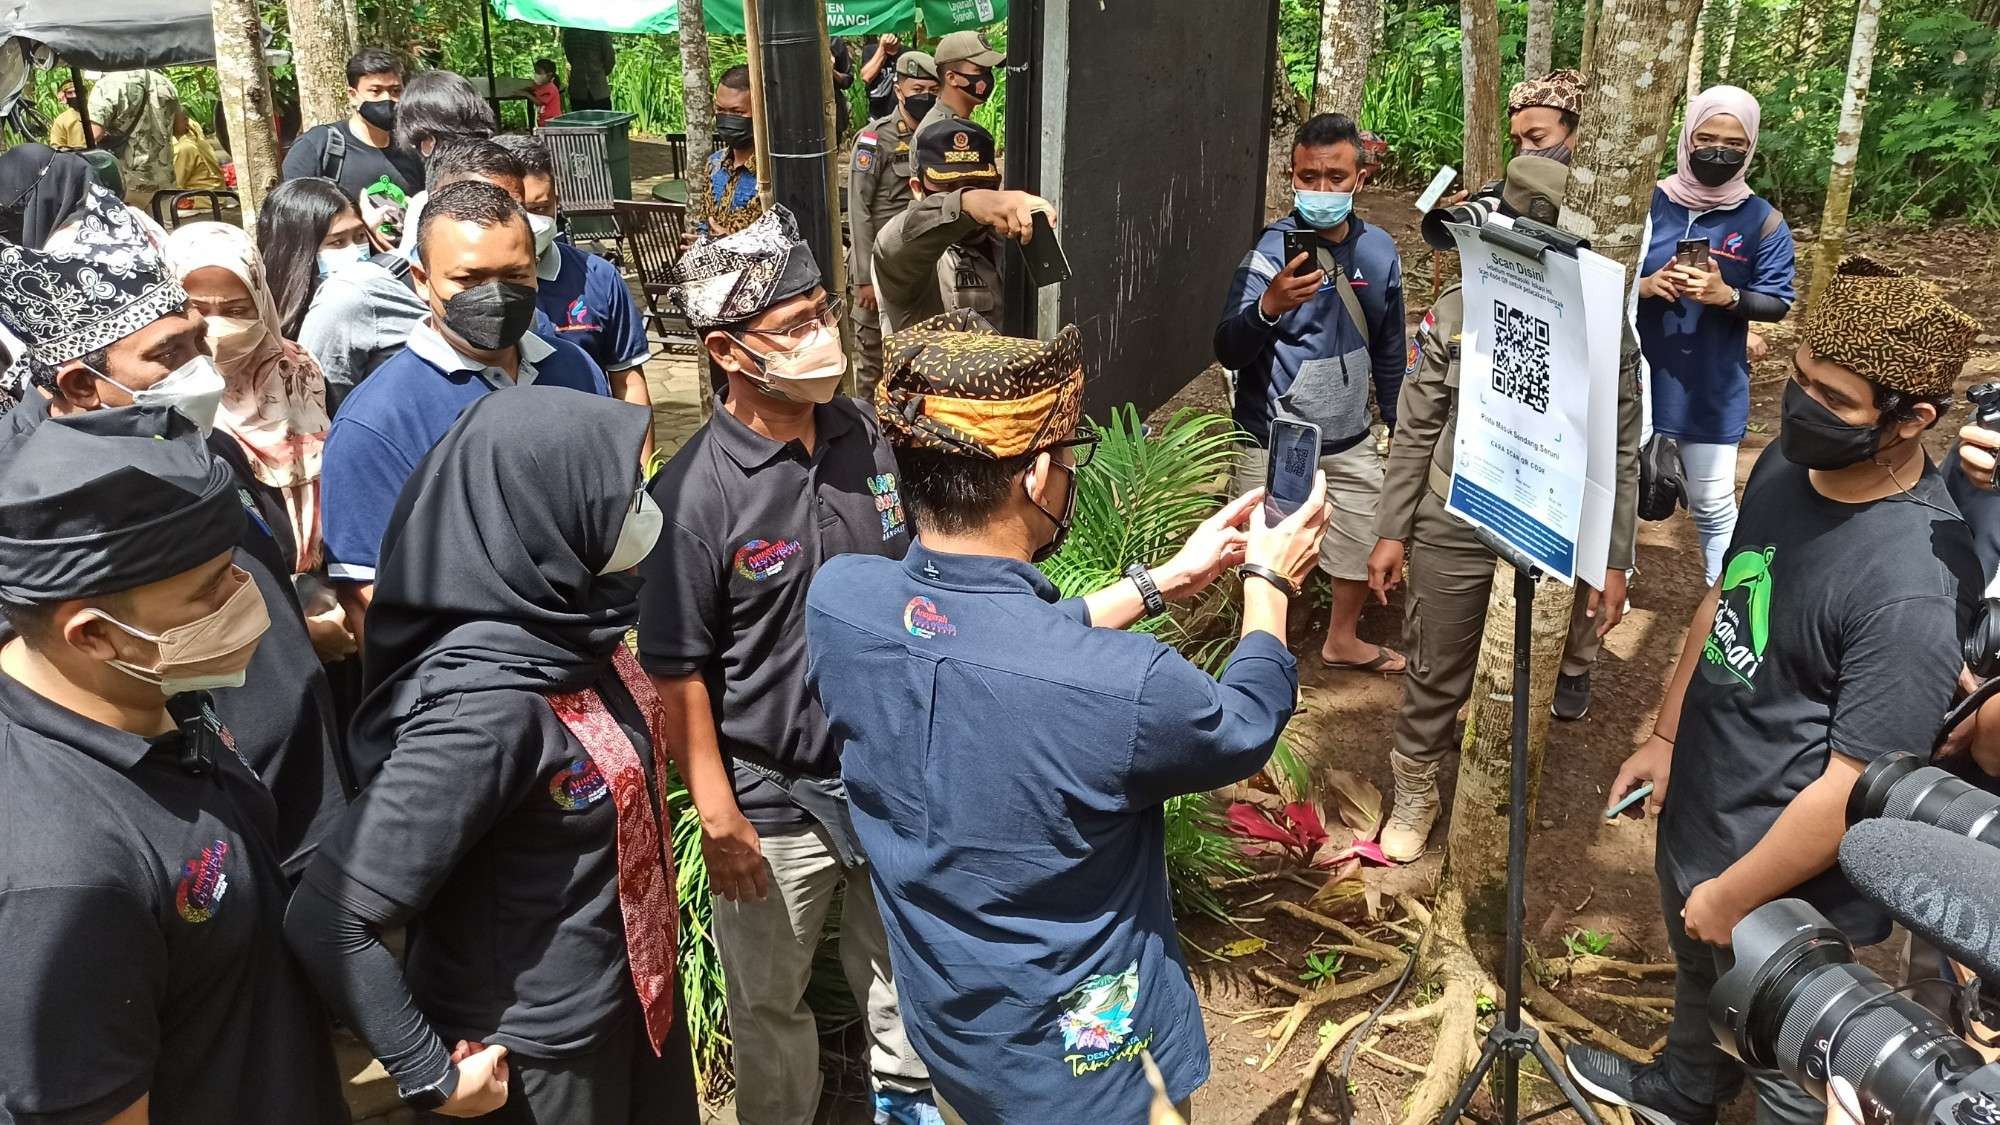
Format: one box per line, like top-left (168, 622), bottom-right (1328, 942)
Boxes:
top-left (848, 112), bottom-right (918, 326)
top-left (915, 100), bottom-right (971, 145)
top-left (871, 189), bottom-right (1003, 336)
top-left (86, 69), bottom-right (180, 191)
top-left (1377, 284), bottom-right (1645, 570)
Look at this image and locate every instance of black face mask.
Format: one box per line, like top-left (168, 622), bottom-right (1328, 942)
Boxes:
top-left (902, 92), bottom-right (938, 123)
top-left (714, 113), bottom-right (754, 149)
top-left (1028, 459), bottom-right (1077, 564)
top-left (356, 98), bottom-right (397, 130)
top-left (1520, 141), bottom-right (1573, 166)
top-left (438, 280), bottom-right (539, 352)
top-left (949, 68), bottom-right (994, 103)
top-left (1689, 145), bottom-right (1747, 187)
top-left (1779, 380), bottom-right (1888, 470)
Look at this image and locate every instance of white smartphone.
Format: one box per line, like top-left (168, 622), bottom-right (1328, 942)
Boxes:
top-left (1415, 165), bottom-right (1459, 212)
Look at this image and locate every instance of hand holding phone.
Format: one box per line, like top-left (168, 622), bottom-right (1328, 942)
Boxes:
top-left (1675, 237), bottom-right (1712, 270)
top-left (1264, 418), bottom-right (1322, 523)
top-left (1604, 782), bottom-right (1655, 820)
top-left (1020, 210), bottom-right (1071, 287)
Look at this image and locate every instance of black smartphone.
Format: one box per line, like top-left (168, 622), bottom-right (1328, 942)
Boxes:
top-left (1265, 417), bottom-right (1322, 521)
top-left (1282, 229), bottom-right (1322, 276)
top-left (1675, 237), bottom-right (1712, 269)
top-left (1020, 210), bottom-right (1071, 286)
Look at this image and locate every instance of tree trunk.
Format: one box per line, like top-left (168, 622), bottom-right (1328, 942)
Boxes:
top-left (1794, 0), bottom-right (1825, 89)
top-left (1716, 0), bottom-right (1742, 79)
top-left (1403, 5), bottom-right (1705, 1120)
top-left (1580, 0), bottom-right (1602, 75)
top-left (1460, 0), bottom-right (1503, 189)
top-left (1524, 0), bottom-right (1556, 79)
top-left (287, 0), bottom-right (355, 130)
top-left (680, 22), bottom-right (715, 163)
top-left (1805, 0), bottom-right (1883, 311)
top-left (212, 0), bottom-right (281, 237)
top-left (1313, 0), bottom-right (1381, 118)
top-left (1267, 37), bottom-right (1304, 221)
top-left (1686, 0), bottom-right (1708, 105)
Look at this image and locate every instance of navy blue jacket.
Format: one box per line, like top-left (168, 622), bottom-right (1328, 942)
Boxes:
top-left (1214, 213), bottom-right (1406, 452)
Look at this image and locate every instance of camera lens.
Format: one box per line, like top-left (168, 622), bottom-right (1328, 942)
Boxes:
top-left (1848, 753), bottom-right (2000, 848)
top-left (1421, 197), bottom-right (1498, 250)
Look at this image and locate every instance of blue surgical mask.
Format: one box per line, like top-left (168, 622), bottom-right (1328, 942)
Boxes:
top-left (317, 242), bottom-right (371, 278)
top-left (1294, 189), bottom-right (1354, 230)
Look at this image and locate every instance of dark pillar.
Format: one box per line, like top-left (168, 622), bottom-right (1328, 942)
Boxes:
top-left (756, 0), bottom-right (839, 281)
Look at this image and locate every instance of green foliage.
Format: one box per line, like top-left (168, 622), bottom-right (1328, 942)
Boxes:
top-left (1299, 949), bottom-right (1346, 984)
top-left (1562, 927), bottom-right (1613, 957)
top-left (666, 777), bottom-right (733, 1098)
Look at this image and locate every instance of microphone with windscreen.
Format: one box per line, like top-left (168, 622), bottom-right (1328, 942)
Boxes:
top-left (1840, 819), bottom-right (2000, 987)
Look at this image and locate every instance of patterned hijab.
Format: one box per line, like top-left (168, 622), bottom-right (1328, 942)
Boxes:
top-left (165, 222), bottom-right (330, 572)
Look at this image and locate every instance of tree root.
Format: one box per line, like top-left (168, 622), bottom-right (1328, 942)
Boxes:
top-left (1251, 968), bottom-right (1310, 1000)
top-left (1398, 967), bottom-right (1483, 1125)
top-left (1285, 1010), bottom-right (1374, 1125)
top-left (1522, 978), bottom-right (1651, 1062)
top-left (1540, 954), bottom-right (1676, 981)
top-left (1271, 900), bottom-right (1405, 963)
top-left (1259, 959), bottom-right (1413, 1071)
top-left (1579, 989), bottom-right (1674, 1022)
top-left (1358, 1038), bottom-right (1426, 1076)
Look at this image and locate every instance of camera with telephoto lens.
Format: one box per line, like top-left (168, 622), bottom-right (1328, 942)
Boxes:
top-left (1420, 195), bottom-right (1500, 251)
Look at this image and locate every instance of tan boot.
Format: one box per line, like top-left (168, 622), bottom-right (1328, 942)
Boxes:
top-left (1381, 752), bottom-right (1441, 863)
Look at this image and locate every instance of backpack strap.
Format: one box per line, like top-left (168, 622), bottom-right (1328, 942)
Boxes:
top-left (318, 124), bottom-right (347, 183)
top-left (369, 251), bottom-right (415, 293)
top-left (1333, 269), bottom-right (1371, 350)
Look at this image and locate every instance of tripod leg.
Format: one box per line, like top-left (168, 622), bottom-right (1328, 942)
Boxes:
top-left (1526, 1030), bottom-right (1606, 1125)
top-left (1439, 1031), bottom-right (1507, 1125)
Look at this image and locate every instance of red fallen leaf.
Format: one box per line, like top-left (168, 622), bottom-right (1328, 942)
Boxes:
top-left (1282, 802), bottom-right (1330, 848)
top-left (1226, 802), bottom-right (1303, 845)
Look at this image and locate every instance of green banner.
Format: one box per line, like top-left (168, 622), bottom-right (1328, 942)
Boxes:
top-left (496, 0), bottom-right (1001, 37)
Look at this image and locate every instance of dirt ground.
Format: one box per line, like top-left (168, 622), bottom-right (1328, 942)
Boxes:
top-left (1163, 190), bottom-right (2000, 1123)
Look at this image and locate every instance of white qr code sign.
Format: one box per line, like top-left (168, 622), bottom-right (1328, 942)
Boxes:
top-left (1441, 216), bottom-right (1623, 586)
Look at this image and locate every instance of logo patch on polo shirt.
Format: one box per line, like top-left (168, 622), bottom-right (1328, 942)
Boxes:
top-left (1057, 962), bottom-right (1152, 1076)
top-left (868, 473), bottom-right (906, 540)
top-left (559, 295), bottom-right (596, 331)
top-left (175, 840), bottom-right (231, 924)
top-left (549, 758), bottom-right (610, 810)
top-left (903, 596), bottom-right (956, 639)
top-left (734, 538), bottom-right (802, 581)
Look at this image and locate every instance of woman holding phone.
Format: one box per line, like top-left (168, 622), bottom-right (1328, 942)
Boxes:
top-left (1635, 85), bottom-right (1797, 583)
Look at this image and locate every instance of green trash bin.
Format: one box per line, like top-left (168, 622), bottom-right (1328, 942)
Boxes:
top-left (546, 109), bottom-right (638, 201)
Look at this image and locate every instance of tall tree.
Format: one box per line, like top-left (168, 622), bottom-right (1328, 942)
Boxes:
top-left (1806, 0), bottom-right (1884, 310)
top-left (680, 24), bottom-right (715, 168)
top-left (212, 0), bottom-right (281, 236)
top-left (1313, 0), bottom-right (1381, 118)
top-left (1716, 0), bottom-right (1743, 79)
top-left (1524, 0), bottom-right (1556, 78)
top-left (1400, 2), bottom-right (1707, 1121)
top-left (1267, 40), bottom-right (1305, 221)
top-left (1580, 0), bottom-right (1602, 74)
top-left (1460, 0), bottom-right (1503, 188)
top-left (1687, 0), bottom-right (1709, 104)
top-left (288, 0), bottom-right (356, 130)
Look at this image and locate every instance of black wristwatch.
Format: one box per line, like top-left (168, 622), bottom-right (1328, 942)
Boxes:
top-left (1125, 563), bottom-right (1167, 616)
top-left (1238, 563), bottom-right (1299, 599)
top-left (399, 1063), bottom-right (459, 1111)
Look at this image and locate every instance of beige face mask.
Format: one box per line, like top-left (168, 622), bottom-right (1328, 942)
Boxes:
top-left (750, 325), bottom-right (848, 404)
top-left (82, 566), bottom-right (271, 696)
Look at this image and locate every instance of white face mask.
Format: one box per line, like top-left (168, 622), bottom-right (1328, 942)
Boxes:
top-left (756, 324), bottom-right (848, 404)
top-left (317, 242), bottom-right (371, 278)
top-left (527, 211), bottom-right (560, 256)
top-left (599, 487), bottom-right (664, 574)
top-left (87, 354), bottom-right (227, 437)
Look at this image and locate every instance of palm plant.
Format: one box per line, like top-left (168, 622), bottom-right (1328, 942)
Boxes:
top-left (666, 778), bottom-right (734, 1098)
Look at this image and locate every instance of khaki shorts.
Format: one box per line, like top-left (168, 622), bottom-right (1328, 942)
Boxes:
top-left (1233, 438), bottom-right (1385, 582)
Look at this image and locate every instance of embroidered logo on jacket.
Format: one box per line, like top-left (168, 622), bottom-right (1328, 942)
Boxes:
top-left (1058, 962), bottom-right (1152, 1077)
top-left (550, 758), bottom-right (610, 810)
top-left (903, 596), bottom-right (956, 639)
top-left (559, 295), bottom-right (596, 332)
top-left (175, 840), bottom-right (231, 924)
top-left (734, 538), bottom-right (803, 581)
top-left (868, 473), bottom-right (907, 541)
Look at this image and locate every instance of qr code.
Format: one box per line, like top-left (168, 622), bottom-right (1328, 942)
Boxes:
top-left (1491, 300), bottom-right (1553, 414)
top-left (1282, 440), bottom-right (1314, 479)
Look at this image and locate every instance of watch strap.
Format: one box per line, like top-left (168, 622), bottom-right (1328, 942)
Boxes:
top-left (1237, 563), bottom-right (1299, 599)
top-left (399, 1062), bottom-right (459, 1111)
top-left (1124, 563), bottom-right (1167, 616)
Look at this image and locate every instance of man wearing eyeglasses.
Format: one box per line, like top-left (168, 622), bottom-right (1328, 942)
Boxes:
top-left (638, 206), bottom-right (939, 1125)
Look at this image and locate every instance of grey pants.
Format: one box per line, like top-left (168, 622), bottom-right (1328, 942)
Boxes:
top-left (713, 823), bottom-right (927, 1125)
top-left (854, 309), bottom-right (885, 404)
top-left (1392, 491), bottom-right (1605, 765)
top-left (1655, 848), bottom-right (1822, 1125)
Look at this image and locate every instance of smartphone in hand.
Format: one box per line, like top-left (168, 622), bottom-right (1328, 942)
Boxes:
top-left (1675, 238), bottom-right (1712, 270)
top-left (1020, 210), bottom-right (1071, 287)
top-left (1265, 418), bottom-right (1322, 522)
top-left (1605, 781), bottom-right (1655, 820)
top-left (1282, 229), bottom-right (1323, 277)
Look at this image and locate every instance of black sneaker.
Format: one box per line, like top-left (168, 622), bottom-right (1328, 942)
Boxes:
top-left (1564, 1045), bottom-right (1713, 1125)
top-left (1552, 672), bottom-right (1591, 721)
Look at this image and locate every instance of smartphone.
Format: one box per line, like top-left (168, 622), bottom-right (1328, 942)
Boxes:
top-left (1675, 238), bottom-right (1712, 270)
top-left (1605, 781), bottom-right (1656, 820)
top-left (1020, 210), bottom-right (1071, 287)
top-left (1415, 165), bottom-right (1459, 212)
top-left (1264, 418), bottom-right (1322, 521)
top-left (1282, 229), bottom-right (1323, 277)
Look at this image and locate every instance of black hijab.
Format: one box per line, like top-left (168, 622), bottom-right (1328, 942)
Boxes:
top-left (349, 387), bottom-right (652, 784)
top-left (0, 145), bottom-right (99, 249)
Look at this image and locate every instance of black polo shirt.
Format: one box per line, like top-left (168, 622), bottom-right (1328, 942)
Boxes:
top-left (639, 395), bottom-right (910, 831)
top-left (0, 671), bottom-right (348, 1124)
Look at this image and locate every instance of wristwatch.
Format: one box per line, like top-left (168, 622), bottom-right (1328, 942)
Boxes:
top-left (1237, 563), bottom-right (1299, 599)
top-left (1125, 563), bottom-right (1167, 616)
top-left (399, 1063), bottom-right (459, 1111)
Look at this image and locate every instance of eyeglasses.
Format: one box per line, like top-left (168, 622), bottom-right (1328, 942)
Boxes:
top-left (1048, 427), bottom-right (1100, 469)
top-left (746, 296), bottom-right (845, 343)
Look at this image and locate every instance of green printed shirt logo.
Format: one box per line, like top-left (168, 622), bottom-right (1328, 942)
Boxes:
top-left (1702, 546), bottom-right (1775, 689)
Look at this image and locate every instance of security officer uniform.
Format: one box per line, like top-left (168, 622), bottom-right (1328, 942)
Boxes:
top-left (872, 118), bottom-right (1005, 335)
top-left (1377, 157), bottom-right (1643, 773)
top-left (914, 29), bottom-right (1003, 142)
top-left (848, 50), bottom-right (937, 399)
